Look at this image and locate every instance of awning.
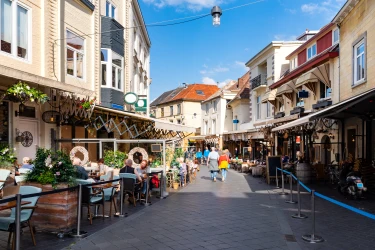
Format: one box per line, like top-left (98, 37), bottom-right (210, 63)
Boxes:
top-left (95, 106), bottom-right (196, 133)
top-left (261, 89), bottom-right (277, 105)
top-left (276, 80), bottom-right (296, 101)
top-left (272, 88), bottom-right (375, 132)
top-left (253, 121), bottom-right (266, 127)
top-left (222, 129), bottom-right (250, 135)
top-left (295, 63), bottom-right (330, 90)
top-left (272, 113), bottom-right (313, 132)
top-left (187, 135), bottom-right (205, 140)
top-left (265, 114), bottom-right (299, 126)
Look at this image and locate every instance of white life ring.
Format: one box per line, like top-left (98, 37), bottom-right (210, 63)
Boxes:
top-left (128, 147), bottom-right (148, 168)
top-left (70, 146), bottom-right (89, 166)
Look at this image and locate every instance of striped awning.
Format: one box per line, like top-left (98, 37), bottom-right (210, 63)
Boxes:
top-left (295, 63), bottom-right (330, 89)
top-left (275, 80), bottom-right (296, 101)
top-left (261, 89), bottom-right (277, 106)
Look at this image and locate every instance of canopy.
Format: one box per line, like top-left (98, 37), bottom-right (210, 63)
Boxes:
top-left (295, 63), bottom-right (330, 89)
top-left (275, 80), bottom-right (296, 101)
top-left (261, 89), bottom-right (277, 105)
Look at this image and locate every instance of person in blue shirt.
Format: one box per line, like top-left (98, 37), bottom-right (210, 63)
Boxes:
top-left (195, 149), bottom-right (203, 164)
top-left (203, 147), bottom-right (210, 164)
top-left (20, 157), bottom-right (34, 170)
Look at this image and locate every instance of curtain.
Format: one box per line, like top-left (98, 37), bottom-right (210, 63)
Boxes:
top-left (17, 5), bottom-right (28, 58)
top-left (1, 0), bottom-right (12, 53)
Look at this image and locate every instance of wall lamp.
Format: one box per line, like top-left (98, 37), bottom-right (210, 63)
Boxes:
top-left (15, 103), bottom-right (25, 117)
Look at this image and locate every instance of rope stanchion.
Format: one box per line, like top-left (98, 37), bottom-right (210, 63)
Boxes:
top-left (70, 184), bottom-right (87, 238)
top-left (279, 169), bottom-right (288, 195)
top-left (292, 181), bottom-right (308, 219)
top-left (285, 175), bottom-right (297, 204)
top-left (302, 190), bottom-right (324, 243)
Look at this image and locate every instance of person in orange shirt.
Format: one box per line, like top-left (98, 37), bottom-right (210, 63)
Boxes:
top-left (218, 149), bottom-right (230, 182)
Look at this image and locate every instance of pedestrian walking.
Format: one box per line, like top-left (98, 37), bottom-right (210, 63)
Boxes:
top-left (219, 150), bottom-right (230, 182)
top-left (207, 147), bottom-right (219, 182)
top-left (196, 149), bottom-right (202, 164)
top-left (203, 147), bottom-right (210, 164)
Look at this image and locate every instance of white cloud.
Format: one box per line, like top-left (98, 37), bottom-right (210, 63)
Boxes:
top-left (234, 61), bottom-right (249, 72)
top-left (301, 0), bottom-right (346, 18)
top-left (274, 34), bottom-right (297, 41)
top-left (202, 76), bottom-right (217, 85)
top-left (143, 0), bottom-right (225, 11)
top-left (201, 77), bottom-right (233, 88)
top-left (199, 65), bottom-right (229, 75)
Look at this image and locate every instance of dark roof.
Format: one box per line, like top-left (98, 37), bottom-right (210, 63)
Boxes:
top-left (150, 88), bottom-right (183, 107)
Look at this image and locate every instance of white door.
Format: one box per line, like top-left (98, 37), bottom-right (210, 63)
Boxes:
top-left (17, 119), bottom-right (39, 162)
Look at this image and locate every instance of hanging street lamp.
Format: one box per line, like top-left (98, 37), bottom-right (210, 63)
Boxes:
top-left (211, 6), bottom-right (222, 27)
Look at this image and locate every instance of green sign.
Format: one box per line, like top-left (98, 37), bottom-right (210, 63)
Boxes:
top-left (135, 99), bottom-right (147, 112)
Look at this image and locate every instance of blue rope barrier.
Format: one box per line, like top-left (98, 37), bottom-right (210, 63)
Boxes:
top-left (315, 192), bottom-right (375, 221)
top-left (275, 167), bottom-right (375, 220)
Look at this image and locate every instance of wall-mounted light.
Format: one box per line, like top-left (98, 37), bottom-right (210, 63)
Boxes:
top-left (15, 103), bottom-right (25, 117)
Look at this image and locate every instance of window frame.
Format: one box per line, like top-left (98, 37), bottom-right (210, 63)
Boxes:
top-left (256, 96), bottom-right (261, 120)
top-left (213, 100), bottom-right (217, 112)
top-left (170, 106), bottom-right (173, 116)
top-left (100, 49), bottom-right (123, 90)
top-left (205, 103), bottom-right (209, 115)
top-left (266, 102), bottom-right (271, 118)
top-left (332, 28), bottom-right (339, 45)
top-left (0, 0), bottom-right (32, 61)
top-left (177, 104), bottom-right (181, 115)
top-left (319, 81), bottom-right (331, 100)
top-left (307, 43), bottom-right (317, 60)
top-left (212, 119), bottom-right (216, 134)
top-left (296, 92), bottom-right (304, 107)
top-left (352, 35), bottom-right (366, 86)
top-left (105, 1), bottom-right (116, 19)
top-left (66, 30), bottom-right (85, 79)
top-left (161, 108), bottom-right (164, 117)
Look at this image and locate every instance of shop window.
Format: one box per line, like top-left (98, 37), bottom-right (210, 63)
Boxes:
top-left (319, 81), bottom-right (331, 99)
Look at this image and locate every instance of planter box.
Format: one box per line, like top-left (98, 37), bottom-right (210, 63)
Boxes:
top-left (290, 107), bottom-right (304, 115)
top-left (23, 183), bottom-right (78, 233)
top-left (312, 100), bottom-right (332, 109)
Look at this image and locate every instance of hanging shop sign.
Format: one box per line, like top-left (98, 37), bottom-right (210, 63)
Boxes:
top-left (135, 98), bottom-right (147, 112)
top-left (124, 92), bottom-right (139, 105)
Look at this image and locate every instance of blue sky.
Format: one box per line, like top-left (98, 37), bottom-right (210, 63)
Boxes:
top-left (139, 0), bottom-right (346, 101)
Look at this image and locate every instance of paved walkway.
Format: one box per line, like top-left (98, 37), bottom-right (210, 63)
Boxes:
top-left (67, 168), bottom-right (300, 250)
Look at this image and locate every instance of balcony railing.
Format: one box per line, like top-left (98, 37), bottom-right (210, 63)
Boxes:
top-left (250, 74), bottom-right (267, 90)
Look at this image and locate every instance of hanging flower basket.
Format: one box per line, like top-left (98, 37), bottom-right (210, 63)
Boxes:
top-left (4, 81), bottom-right (49, 104)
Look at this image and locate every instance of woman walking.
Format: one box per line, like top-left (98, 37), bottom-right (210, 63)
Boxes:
top-left (207, 147), bottom-right (219, 182)
top-left (219, 150), bottom-right (230, 182)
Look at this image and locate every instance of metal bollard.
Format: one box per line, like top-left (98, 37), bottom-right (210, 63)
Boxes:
top-left (279, 171), bottom-right (288, 195)
top-left (285, 175), bottom-right (297, 204)
top-left (70, 184), bottom-right (87, 238)
top-left (15, 194), bottom-right (21, 250)
top-left (292, 181), bottom-right (308, 219)
top-left (302, 190), bottom-right (324, 243)
top-left (158, 172), bottom-right (165, 199)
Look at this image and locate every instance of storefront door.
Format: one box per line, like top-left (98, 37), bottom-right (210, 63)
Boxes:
top-left (18, 119), bottom-right (39, 161)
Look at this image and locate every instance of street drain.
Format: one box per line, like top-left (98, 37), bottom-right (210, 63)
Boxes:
top-left (284, 234), bottom-right (297, 242)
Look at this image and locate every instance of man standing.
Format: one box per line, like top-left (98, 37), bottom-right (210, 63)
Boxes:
top-left (203, 147), bottom-right (210, 164)
top-left (195, 149), bottom-right (203, 164)
top-left (207, 147), bottom-right (220, 182)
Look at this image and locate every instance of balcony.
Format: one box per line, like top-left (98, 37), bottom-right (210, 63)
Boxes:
top-left (251, 74), bottom-right (267, 91)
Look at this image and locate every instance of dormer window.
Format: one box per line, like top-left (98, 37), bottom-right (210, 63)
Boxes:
top-left (196, 90), bottom-right (204, 95)
top-left (307, 44), bottom-right (317, 60)
top-left (290, 57), bottom-right (298, 70)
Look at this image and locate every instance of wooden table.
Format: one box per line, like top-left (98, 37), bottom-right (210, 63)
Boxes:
top-left (0, 201), bottom-right (31, 211)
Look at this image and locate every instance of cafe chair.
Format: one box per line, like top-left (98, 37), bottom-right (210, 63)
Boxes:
top-left (119, 173), bottom-right (140, 207)
top-left (0, 169), bottom-right (11, 190)
top-left (0, 186), bottom-right (42, 249)
top-left (77, 179), bottom-right (105, 225)
top-left (102, 175), bottom-right (119, 216)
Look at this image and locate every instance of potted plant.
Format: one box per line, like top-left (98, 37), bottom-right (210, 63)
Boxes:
top-left (173, 170), bottom-right (179, 190)
top-left (24, 148), bottom-right (78, 232)
top-left (79, 97), bottom-right (96, 112)
top-left (0, 146), bottom-right (16, 170)
top-left (4, 81), bottom-right (49, 104)
top-left (103, 150), bottom-right (127, 175)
